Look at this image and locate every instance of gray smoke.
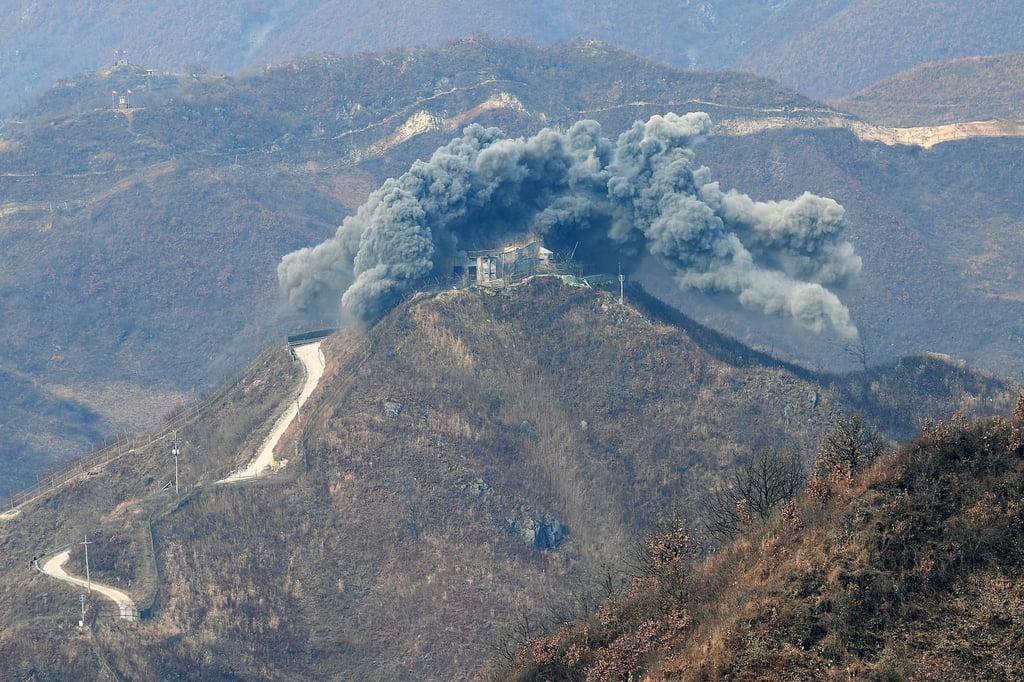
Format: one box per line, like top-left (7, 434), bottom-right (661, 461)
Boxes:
top-left (278, 112), bottom-right (861, 338)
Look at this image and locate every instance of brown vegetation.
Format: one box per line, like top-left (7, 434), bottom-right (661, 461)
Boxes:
top-left (834, 52), bottom-right (1024, 127)
top-left (503, 399), bottom-right (1024, 681)
top-left (0, 280), bottom-right (1015, 680)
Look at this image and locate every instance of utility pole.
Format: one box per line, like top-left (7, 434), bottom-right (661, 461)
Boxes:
top-left (82, 535), bottom-right (91, 594)
top-left (172, 432), bottom-right (180, 495)
top-left (79, 593), bottom-right (86, 628)
top-left (618, 262), bottom-right (625, 305)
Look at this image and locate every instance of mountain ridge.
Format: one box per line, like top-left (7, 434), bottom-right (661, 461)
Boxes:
top-left (3, 38), bottom-right (1024, 499)
top-left (0, 279), bottom-right (1015, 679)
top-left (4, 1), bottom-right (1023, 115)
top-left (833, 51), bottom-right (1024, 127)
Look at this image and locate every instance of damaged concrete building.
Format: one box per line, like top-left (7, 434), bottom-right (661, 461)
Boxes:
top-left (452, 240), bottom-right (556, 286)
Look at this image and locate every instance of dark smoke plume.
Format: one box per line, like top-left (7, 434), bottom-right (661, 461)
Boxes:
top-left (278, 113), bottom-right (861, 338)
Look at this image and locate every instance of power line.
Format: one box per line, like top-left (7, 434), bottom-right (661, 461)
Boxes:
top-left (618, 262), bottom-right (625, 305)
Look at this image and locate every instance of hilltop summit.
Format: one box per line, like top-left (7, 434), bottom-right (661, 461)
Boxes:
top-left (0, 279), bottom-right (1013, 679)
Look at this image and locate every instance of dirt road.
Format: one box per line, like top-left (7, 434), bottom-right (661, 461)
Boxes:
top-left (32, 340), bottom-right (326, 619)
top-left (219, 341), bottom-right (325, 482)
top-left (40, 550), bottom-right (138, 620)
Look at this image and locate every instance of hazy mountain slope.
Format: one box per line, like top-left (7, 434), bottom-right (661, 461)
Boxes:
top-left (833, 52), bottom-right (1024, 126)
top-left (0, 368), bottom-right (105, 493)
top-left (734, 0), bottom-right (1024, 99)
top-left (506, 405), bottom-right (1024, 681)
top-left (3, 0), bottom-right (1021, 116)
top-left (0, 0), bottom-right (790, 117)
top-left (0, 0), bottom-right (315, 114)
top-left (250, 0), bottom-right (785, 72)
top-left (0, 280), bottom-right (1012, 679)
top-left (4, 38), bottom-right (1024, 500)
top-left (0, 40), bottom-right (813, 495)
top-left (689, 128), bottom-right (1024, 378)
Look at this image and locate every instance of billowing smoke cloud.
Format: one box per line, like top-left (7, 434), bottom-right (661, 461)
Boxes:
top-left (278, 113), bottom-right (862, 338)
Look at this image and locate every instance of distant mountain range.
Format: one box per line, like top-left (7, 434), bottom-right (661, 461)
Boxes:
top-left (2, 0), bottom-right (1022, 115)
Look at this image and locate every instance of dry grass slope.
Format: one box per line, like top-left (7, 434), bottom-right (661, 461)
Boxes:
top-left (505, 401), bottom-right (1024, 681)
top-left (0, 279), bottom-right (1015, 680)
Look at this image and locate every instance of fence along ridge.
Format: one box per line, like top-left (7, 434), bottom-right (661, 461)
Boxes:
top-left (5, 343), bottom-right (283, 514)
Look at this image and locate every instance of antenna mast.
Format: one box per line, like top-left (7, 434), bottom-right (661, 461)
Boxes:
top-left (618, 263), bottom-right (625, 305)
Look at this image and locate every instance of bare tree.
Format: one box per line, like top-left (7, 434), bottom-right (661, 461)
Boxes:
top-left (485, 605), bottom-right (538, 667)
top-left (702, 449), bottom-right (805, 541)
top-left (816, 413), bottom-right (886, 479)
top-left (545, 563), bottom-right (624, 625)
top-left (844, 329), bottom-right (872, 372)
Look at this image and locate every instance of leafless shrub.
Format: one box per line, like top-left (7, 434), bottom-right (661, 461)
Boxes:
top-left (808, 414), bottom-right (886, 496)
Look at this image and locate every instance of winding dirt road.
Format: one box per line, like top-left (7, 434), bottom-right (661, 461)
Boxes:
top-left (33, 339), bottom-right (326, 620)
top-left (219, 341), bottom-right (325, 482)
top-left (40, 550), bottom-right (138, 620)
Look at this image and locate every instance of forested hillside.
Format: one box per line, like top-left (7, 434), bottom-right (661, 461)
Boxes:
top-left (4, 38), bottom-right (1024, 500)
top-left (504, 399), bottom-right (1024, 680)
top-left (0, 280), bottom-right (1013, 679)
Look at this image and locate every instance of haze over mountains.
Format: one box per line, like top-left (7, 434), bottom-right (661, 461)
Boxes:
top-left (2, 0), bottom-right (1023, 115)
top-left (3, 35), bottom-right (1024, 498)
top-left (2, 5), bottom-right (1024, 679)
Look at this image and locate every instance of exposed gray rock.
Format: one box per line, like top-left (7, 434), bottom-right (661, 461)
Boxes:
top-left (458, 477), bottom-right (491, 499)
top-left (383, 399), bottom-right (403, 418)
top-left (507, 507), bottom-right (566, 550)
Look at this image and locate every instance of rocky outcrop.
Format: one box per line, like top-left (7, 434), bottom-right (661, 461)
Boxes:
top-left (507, 506), bottom-right (566, 550)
